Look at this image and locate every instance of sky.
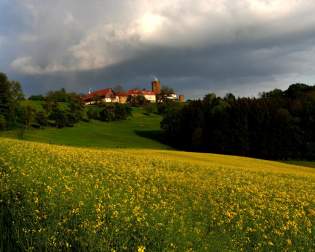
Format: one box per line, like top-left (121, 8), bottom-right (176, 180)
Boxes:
top-left (1, 0), bottom-right (315, 98)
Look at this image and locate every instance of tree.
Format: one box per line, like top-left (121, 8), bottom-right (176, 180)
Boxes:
top-left (10, 81), bottom-right (24, 101)
top-left (35, 111), bottom-right (48, 127)
top-left (17, 105), bottom-right (36, 128)
top-left (43, 99), bottom-right (58, 113)
top-left (68, 93), bottom-right (84, 122)
top-left (112, 85), bottom-right (125, 93)
top-left (0, 72), bottom-right (24, 128)
top-left (29, 95), bottom-right (45, 101)
top-left (160, 84), bottom-right (315, 160)
top-left (127, 95), bottom-right (149, 106)
top-left (0, 73), bottom-right (11, 123)
top-left (46, 88), bottom-right (68, 102)
top-left (224, 93), bottom-right (236, 103)
top-left (49, 108), bottom-right (68, 128)
top-left (156, 86), bottom-right (175, 103)
top-left (259, 89), bottom-right (283, 99)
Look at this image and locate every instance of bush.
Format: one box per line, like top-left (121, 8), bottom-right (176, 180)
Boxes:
top-left (98, 104), bottom-right (131, 122)
top-left (87, 107), bottom-right (101, 120)
top-left (114, 104), bottom-right (131, 120)
top-left (35, 111), bottom-right (48, 127)
top-left (99, 105), bottom-right (115, 121)
top-left (49, 108), bottom-right (68, 128)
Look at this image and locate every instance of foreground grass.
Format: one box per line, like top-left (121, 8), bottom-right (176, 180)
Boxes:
top-left (1, 138), bottom-right (314, 251)
top-left (0, 108), bottom-right (169, 149)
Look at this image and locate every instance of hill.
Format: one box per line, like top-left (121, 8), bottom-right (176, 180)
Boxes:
top-left (1, 138), bottom-right (314, 251)
top-left (0, 107), bottom-right (170, 149)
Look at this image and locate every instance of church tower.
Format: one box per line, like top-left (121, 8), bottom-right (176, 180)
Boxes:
top-left (151, 78), bottom-right (161, 94)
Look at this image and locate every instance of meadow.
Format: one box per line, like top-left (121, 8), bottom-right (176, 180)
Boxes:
top-left (1, 138), bottom-right (314, 251)
top-left (0, 107), bottom-right (169, 149)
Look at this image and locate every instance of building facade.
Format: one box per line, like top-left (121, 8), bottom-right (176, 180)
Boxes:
top-left (83, 79), bottom-right (184, 105)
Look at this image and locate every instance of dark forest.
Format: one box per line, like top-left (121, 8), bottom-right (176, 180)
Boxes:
top-left (161, 84), bottom-right (315, 160)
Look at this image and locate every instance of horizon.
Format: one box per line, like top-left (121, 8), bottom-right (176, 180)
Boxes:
top-left (24, 80), bottom-right (315, 100)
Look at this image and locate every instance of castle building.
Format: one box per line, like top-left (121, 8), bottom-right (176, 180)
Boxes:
top-left (128, 89), bottom-right (156, 103)
top-left (151, 79), bottom-right (161, 94)
top-left (82, 79), bottom-right (184, 105)
top-left (115, 92), bottom-right (129, 104)
top-left (83, 89), bottom-right (117, 104)
top-left (179, 95), bottom-right (185, 102)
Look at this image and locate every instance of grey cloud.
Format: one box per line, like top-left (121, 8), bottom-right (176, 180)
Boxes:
top-left (1, 0), bottom-right (315, 98)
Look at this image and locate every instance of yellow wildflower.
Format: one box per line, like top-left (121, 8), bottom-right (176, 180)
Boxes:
top-left (137, 245), bottom-right (145, 252)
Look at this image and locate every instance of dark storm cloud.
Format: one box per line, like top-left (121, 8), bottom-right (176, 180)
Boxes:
top-left (1, 0), bottom-right (315, 98)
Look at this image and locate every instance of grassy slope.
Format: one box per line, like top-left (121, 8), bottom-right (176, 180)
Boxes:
top-left (285, 161), bottom-right (315, 169)
top-left (0, 107), bottom-right (170, 149)
top-left (1, 102), bottom-right (314, 168)
top-left (1, 138), bottom-right (315, 251)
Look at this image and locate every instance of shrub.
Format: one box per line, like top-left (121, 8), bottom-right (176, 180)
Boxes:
top-left (113, 104), bottom-right (131, 120)
top-left (87, 107), bottom-right (101, 120)
top-left (49, 108), bottom-right (68, 128)
top-left (99, 105), bottom-right (116, 121)
top-left (35, 111), bottom-right (48, 127)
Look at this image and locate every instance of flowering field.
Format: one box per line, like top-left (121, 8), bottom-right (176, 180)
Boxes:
top-left (1, 138), bottom-right (315, 251)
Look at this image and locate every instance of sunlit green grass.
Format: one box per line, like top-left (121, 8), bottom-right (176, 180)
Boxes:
top-left (0, 107), bottom-right (170, 149)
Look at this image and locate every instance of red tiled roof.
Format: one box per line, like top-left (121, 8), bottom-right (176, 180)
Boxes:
top-left (83, 88), bottom-right (157, 102)
top-left (128, 89), bottom-right (156, 95)
top-left (116, 92), bottom-right (129, 97)
top-left (83, 88), bottom-right (113, 101)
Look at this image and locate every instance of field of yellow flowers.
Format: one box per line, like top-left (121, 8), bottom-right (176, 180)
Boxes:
top-left (1, 138), bottom-right (315, 251)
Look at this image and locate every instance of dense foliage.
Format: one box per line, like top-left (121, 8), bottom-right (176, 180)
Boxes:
top-left (127, 95), bottom-right (150, 106)
top-left (161, 84), bottom-right (315, 160)
top-left (0, 72), bottom-right (24, 129)
top-left (87, 103), bottom-right (131, 122)
top-left (156, 86), bottom-right (175, 103)
top-left (0, 72), bottom-right (85, 130)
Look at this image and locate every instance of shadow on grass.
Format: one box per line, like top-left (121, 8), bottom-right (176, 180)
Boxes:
top-left (134, 130), bottom-right (171, 147)
top-left (282, 161), bottom-right (315, 169)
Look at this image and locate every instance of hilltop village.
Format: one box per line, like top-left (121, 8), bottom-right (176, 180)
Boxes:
top-left (83, 79), bottom-right (184, 105)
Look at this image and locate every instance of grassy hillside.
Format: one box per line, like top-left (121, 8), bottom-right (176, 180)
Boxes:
top-left (1, 138), bottom-right (314, 251)
top-left (285, 161), bottom-right (315, 169)
top-left (0, 107), bottom-right (170, 149)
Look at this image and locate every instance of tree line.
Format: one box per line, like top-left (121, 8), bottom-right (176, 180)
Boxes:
top-left (161, 84), bottom-right (315, 160)
top-left (0, 76), bottom-right (86, 130)
top-left (0, 73), bottom-right (131, 131)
